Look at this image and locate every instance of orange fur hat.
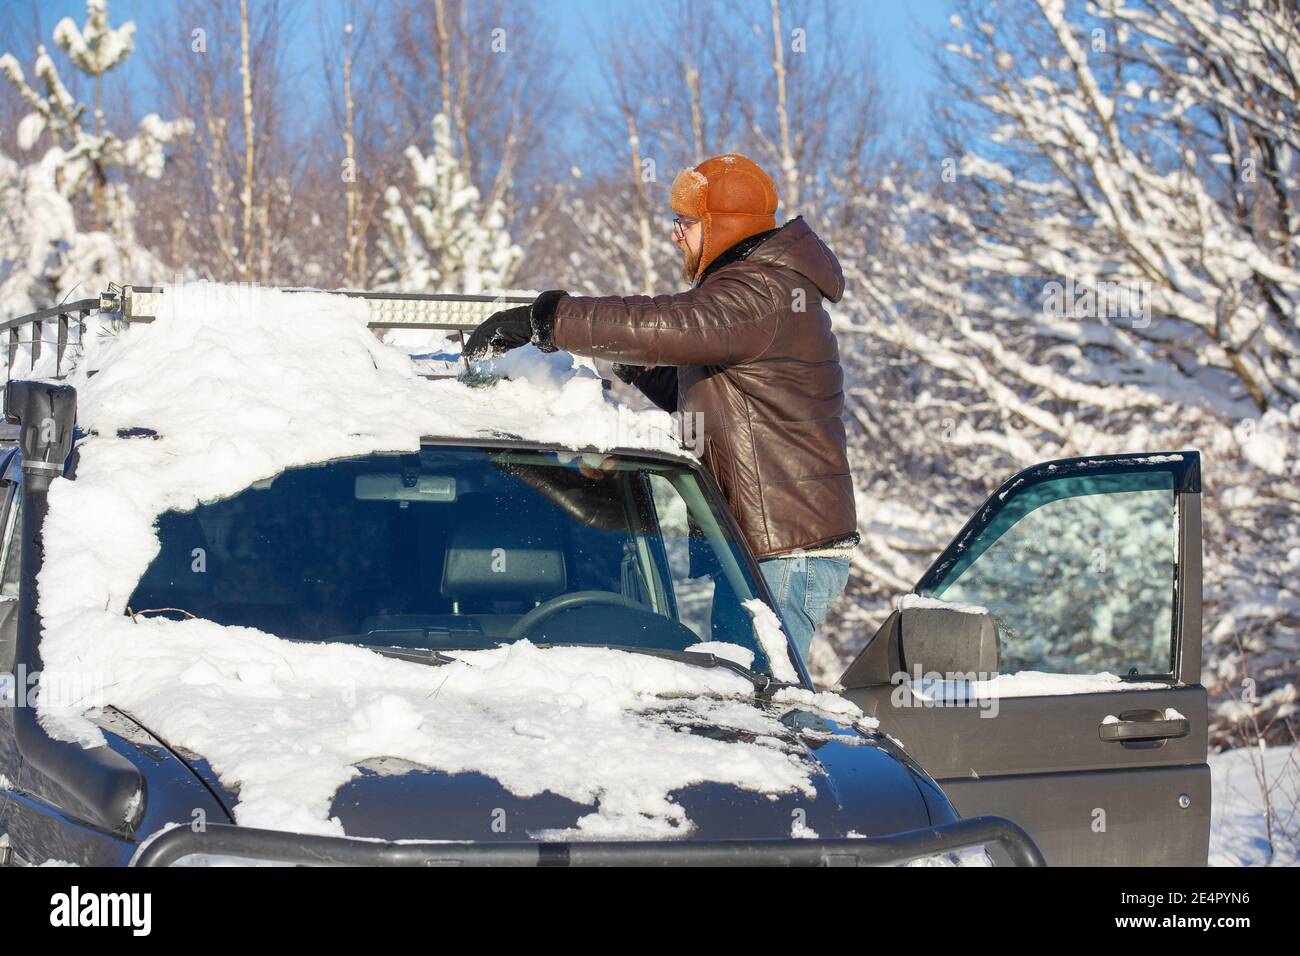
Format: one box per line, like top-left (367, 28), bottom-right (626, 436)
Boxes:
top-left (670, 153), bottom-right (779, 281)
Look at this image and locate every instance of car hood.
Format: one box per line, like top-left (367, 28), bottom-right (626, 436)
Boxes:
top-left (172, 700), bottom-right (952, 842)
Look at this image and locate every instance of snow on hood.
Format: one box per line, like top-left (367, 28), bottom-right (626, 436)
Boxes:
top-left (63, 622), bottom-right (816, 838)
top-left (31, 281), bottom-right (859, 837)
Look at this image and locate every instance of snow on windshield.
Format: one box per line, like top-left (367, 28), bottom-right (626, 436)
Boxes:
top-left (32, 281), bottom-right (859, 837)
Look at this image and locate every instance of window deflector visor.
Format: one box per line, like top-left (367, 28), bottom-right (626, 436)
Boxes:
top-left (930, 471), bottom-right (1176, 591)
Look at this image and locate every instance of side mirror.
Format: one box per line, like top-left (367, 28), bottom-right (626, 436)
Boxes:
top-left (897, 596), bottom-right (1000, 678)
top-left (839, 594), bottom-right (1001, 689)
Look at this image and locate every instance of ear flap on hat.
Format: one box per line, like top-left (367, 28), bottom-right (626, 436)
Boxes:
top-left (670, 168), bottom-right (709, 218)
top-left (670, 168), bottom-right (712, 282)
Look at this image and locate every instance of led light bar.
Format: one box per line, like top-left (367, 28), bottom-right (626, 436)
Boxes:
top-left (99, 284), bottom-right (533, 330)
top-left (360, 293), bottom-right (533, 329)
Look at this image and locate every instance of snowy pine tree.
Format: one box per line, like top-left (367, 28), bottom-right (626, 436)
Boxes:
top-left (376, 113), bottom-right (521, 294)
top-left (0, 0), bottom-right (190, 318)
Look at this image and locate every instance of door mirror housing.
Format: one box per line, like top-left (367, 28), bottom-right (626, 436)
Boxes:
top-left (897, 596), bottom-right (1000, 678)
top-left (840, 595), bottom-right (1001, 688)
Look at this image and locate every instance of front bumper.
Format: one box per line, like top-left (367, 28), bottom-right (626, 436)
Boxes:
top-left (133, 815), bottom-right (1045, 867)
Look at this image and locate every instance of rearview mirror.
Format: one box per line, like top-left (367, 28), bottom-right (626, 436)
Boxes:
top-left (354, 473), bottom-right (456, 502)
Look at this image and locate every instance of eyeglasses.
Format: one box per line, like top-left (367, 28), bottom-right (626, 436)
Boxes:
top-left (672, 216), bottom-right (699, 239)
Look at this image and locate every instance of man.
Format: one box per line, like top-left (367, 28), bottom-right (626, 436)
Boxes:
top-left (464, 153), bottom-right (856, 662)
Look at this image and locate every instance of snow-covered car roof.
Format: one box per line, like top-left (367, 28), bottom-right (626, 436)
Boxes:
top-left (51, 282), bottom-right (693, 457)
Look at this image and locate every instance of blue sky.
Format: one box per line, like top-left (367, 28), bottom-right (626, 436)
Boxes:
top-left (525, 0), bottom-right (953, 127)
top-left (21, 0), bottom-right (954, 138)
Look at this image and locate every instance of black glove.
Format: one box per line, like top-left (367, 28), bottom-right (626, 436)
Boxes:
top-left (462, 306), bottom-right (532, 360)
top-left (528, 289), bottom-right (568, 353)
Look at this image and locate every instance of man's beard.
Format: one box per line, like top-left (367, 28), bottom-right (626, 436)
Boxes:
top-left (681, 241), bottom-right (702, 283)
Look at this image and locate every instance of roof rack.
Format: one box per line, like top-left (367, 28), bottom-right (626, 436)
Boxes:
top-left (1, 283), bottom-right (534, 380)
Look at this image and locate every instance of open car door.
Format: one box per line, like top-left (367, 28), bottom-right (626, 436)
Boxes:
top-left (840, 452), bottom-right (1209, 866)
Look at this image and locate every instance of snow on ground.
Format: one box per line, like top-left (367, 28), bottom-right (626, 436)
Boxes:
top-left (25, 281), bottom-right (848, 838)
top-left (1209, 743), bottom-right (1299, 867)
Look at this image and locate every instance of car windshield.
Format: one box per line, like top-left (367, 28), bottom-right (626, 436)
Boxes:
top-left (127, 445), bottom-right (781, 674)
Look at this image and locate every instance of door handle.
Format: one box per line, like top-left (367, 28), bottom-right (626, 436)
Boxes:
top-left (1100, 711), bottom-right (1190, 743)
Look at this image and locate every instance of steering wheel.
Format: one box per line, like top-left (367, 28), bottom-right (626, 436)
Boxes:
top-left (508, 590), bottom-right (642, 641)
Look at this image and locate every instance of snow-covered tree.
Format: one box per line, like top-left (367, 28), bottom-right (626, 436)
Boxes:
top-left (0, 0), bottom-right (187, 318)
top-left (376, 113), bottom-right (522, 293)
top-left (541, 170), bottom-right (681, 298)
top-left (833, 0), bottom-right (1299, 741)
top-left (0, 146), bottom-right (164, 323)
top-left (1, 0), bottom-right (191, 238)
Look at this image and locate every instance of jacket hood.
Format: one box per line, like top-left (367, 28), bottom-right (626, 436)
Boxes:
top-left (711, 216), bottom-right (845, 303)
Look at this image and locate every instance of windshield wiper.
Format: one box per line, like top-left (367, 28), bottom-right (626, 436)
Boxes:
top-left (357, 644), bottom-right (465, 667)
top-left (280, 637), bottom-right (463, 668)
top-left (537, 643), bottom-right (801, 699)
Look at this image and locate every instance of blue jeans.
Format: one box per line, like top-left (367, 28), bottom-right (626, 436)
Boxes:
top-left (758, 555), bottom-right (851, 662)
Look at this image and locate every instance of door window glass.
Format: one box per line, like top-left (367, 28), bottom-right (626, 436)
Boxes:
top-left (647, 473), bottom-right (715, 642)
top-left (930, 471), bottom-right (1177, 677)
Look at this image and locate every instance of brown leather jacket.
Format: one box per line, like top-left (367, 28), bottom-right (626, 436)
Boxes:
top-left (550, 217), bottom-right (856, 558)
